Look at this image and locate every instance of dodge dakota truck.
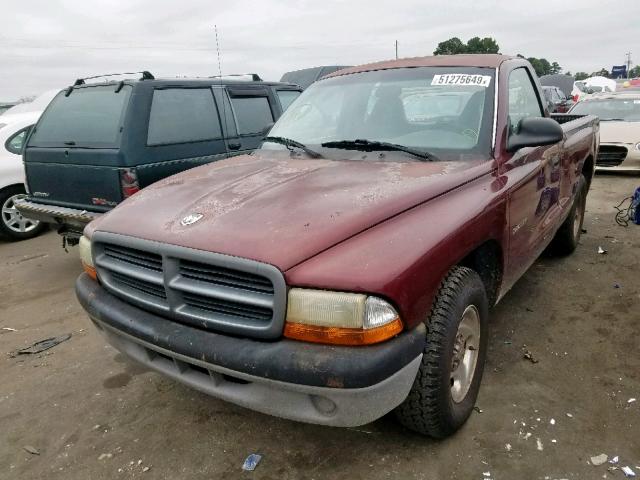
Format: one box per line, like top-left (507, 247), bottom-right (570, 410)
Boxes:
top-left (76, 55), bottom-right (598, 438)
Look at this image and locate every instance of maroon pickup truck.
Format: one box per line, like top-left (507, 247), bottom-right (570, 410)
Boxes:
top-left (76, 55), bottom-right (598, 438)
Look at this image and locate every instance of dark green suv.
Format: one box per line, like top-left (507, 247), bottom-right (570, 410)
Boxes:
top-left (17, 72), bottom-right (301, 245)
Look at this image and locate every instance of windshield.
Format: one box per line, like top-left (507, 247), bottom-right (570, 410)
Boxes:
top-left (28, 84), bottom-right (132, 148)
top-left (264, 66), bottom-right (496, 161)
top-left (571, 98), bottom-right (640, 121)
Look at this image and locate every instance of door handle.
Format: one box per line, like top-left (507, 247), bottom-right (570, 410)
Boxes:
top-left (228, 142), bottom-right (241, 151)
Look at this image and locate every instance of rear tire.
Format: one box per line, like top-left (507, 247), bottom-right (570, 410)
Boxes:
top-left (549, 174), bottom-right (587, 255)
top-left (0, 185), bottom-right (47, 241)
top-left (395, 266), bottom-right (488, 438)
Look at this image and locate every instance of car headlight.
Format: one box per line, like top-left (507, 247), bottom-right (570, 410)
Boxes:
top-left (79, 235), bottom-right (97, 280)
top-left (283, 288), bottom-right (403, 345)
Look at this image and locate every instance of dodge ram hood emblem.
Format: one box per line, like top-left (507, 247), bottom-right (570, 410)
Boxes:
top-left (180, 213), bottom-right (204, 226)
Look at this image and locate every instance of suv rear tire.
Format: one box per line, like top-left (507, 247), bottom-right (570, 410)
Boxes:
top-left (0, 185), bottom-right (47, 241)
top-left (395, 266), bottom-right (488, 438)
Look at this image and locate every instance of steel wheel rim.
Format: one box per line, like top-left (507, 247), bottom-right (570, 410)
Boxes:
top-left (450, 305), bottom-right (480, 404)
top-left (1, 194), bottom-right (39, 233)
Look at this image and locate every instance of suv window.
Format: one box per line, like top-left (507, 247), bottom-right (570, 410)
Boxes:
top-left (508, 68), bottom-right (543, 130)
top-left (276, 90), bottom-right (301, 111)
top-left (5, 126), bottom-right (32, 155)
top-left (29, 85), bottom-right (132, 148)
top-left (147, 88), bottom-right (222, 146)
top-left (229, 96), bottom-right (274, 135)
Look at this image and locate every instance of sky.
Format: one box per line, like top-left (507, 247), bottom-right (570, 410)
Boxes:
top-left (1, 0), bottom-right (637, 100)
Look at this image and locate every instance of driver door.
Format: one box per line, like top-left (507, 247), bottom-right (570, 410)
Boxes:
top-left (505, 68), bottom-right (564, 283)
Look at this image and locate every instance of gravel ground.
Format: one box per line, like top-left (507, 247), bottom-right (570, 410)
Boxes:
top-left (1, 174), bottom-right (638, 480)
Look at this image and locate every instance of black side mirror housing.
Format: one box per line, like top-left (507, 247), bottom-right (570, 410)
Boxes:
top-left (507, 117), bottom-right (564, 152)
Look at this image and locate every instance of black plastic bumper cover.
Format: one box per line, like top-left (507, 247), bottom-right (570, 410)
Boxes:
top-left (76, 273), bottom-right (426, 389)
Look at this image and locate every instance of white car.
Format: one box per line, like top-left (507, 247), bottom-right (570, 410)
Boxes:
top-left (0, 111), bottom-right (47, 240)
top-left (572, 76), bottom-right (617, 102)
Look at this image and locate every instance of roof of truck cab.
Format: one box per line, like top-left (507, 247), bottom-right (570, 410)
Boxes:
top-left (325, 54), bottom-right (516, 78)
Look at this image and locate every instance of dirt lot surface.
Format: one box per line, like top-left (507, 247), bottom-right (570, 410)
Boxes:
top-left (1, 175), bottom-right (639, 480)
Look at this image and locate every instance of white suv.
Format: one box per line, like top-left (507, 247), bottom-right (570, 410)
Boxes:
top-left (0, 111), bottom-right (47, 240)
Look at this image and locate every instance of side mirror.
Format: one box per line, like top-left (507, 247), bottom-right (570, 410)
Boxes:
top-left (507, 117), bottom-right (564, 152)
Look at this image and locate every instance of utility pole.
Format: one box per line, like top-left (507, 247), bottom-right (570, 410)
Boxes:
top-left (395, 40), bottom-right (398, 60)
top-left (626, 51), bottom-right (632, 78)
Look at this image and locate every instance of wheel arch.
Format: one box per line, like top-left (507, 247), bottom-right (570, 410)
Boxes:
top-left (458, 239), bottom-right (504, 307)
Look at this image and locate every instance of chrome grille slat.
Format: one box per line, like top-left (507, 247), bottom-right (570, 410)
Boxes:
top-left (93, 234), bottom-right (286, 340)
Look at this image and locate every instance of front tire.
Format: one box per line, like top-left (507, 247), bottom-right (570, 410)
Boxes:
top-left (395, 266), bottom-right (488, 438)
top-left (0, 186), bottom-right (46, 241)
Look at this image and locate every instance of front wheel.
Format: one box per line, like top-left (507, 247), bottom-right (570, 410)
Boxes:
top-left (0, 186), bottom-right (47, 241)
top-left (395, 266), bottom-right (488, 438)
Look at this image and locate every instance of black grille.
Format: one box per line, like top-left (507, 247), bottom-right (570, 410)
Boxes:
top-left (104, 244), bottom-right (162, 271)
top-left (179, 259), bottom-right (274, 294)
top-left (111, 271), bottom-right (167, 300)
top-left (182, 293), bottom-right (272, 321)
top-left (597, 146), bottom-right (627, 167)
top-left (93, 235), bottom-right (286, 339)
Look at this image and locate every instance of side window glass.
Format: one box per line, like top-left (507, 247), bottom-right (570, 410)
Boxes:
top-left (508, 68), bottom-right (543, 131)
top-left (229, 96), bottom-right (274, 135)
top-left (5, 127), bottom-right (30, 155)
top-left (276, 90), bottom-right (301, 112)
top-left (148, 89), bottom-right (221, 146)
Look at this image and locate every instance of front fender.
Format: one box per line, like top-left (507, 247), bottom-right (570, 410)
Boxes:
top-left (285, 171), bottom-right (508, 330)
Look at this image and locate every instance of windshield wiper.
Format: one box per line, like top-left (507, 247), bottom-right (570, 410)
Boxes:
top-left (600, 118), bottom-right (625, 122)
top-left (263, 136), bottom-right (322, 158)
top-left (321, 139), bottom-right (438, 162)
top-left (63, 141), bottom-right (76, 146)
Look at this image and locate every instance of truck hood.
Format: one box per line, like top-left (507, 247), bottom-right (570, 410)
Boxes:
top-left (88, 152), bottom-right (491, 271)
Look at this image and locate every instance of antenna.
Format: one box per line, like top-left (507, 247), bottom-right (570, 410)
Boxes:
top-left (395, 40), bottom-right (398, 60)
top-left (214, 25), bottom-right (230, 141)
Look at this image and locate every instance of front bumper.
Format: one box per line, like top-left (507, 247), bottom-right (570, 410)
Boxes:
top-left (76, 274), bottom-right (425, 427)
top-left (15, 199), bottom-right (100, 231)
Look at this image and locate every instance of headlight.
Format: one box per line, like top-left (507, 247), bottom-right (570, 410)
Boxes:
top-left (284, 288), bottom-right (403, 345)
top-left (79, 235), bottom-right (97, 280)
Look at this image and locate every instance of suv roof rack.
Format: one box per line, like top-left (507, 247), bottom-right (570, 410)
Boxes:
top-left (209, 73), bottom-right (263, 82)
top-left (73, 71), bottom-right (155, 86)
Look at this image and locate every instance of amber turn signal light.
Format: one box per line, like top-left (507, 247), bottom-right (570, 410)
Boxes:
top-left (82, 262), bottom-right (98, 281)
top-left (284, 317), bottom-right (403, 346)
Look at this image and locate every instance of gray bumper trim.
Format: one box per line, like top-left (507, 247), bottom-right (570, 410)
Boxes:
top-left (15, 199), bottom-right (99, 228)
top-left (93, 317), bottom-right (422, 427)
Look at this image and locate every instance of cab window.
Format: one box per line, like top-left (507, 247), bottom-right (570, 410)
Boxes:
top-left (508, 68), bottom-right (543, 132)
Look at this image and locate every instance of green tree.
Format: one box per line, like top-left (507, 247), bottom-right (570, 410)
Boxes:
top-left (433, 36), bottom-right (499, 55)
top-left (550, 62), bottom-right (562, 74)
top-left (433, 37), bottom-right (467, 55)
top-left (590, 68), bottom-right (610, 78)
top-left (565, 71), bottom-right (572, 76)
top-left (527, 57), bottom-right (553, 76)
top-left (628, 65), bottom-right (640, 78)
top-left (465, 36), bottom-right (500, 54)
top-left (575, 72), bottom-right (589, 80)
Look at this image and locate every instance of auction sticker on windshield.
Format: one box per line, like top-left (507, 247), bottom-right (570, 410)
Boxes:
top-left (431, 74), bottom-right (492, 87)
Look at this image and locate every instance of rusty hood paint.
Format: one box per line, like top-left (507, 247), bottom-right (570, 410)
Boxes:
top-left (87, 152), bottom-right (490, 271)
